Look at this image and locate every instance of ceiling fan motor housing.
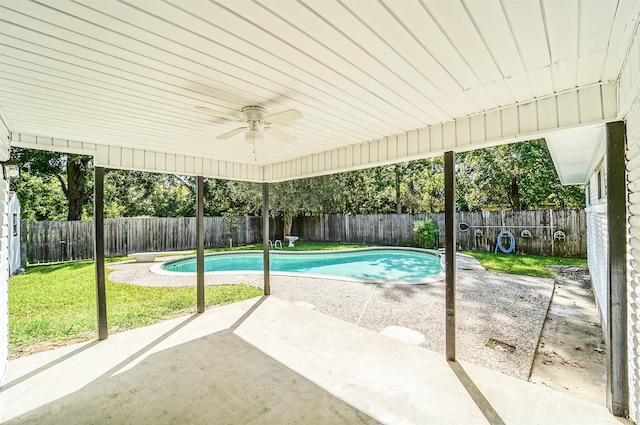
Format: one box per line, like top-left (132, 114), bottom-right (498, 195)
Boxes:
top-left (242, 105), bottom-right (267, 122)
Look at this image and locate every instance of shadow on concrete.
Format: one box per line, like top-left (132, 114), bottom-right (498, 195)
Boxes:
top-left (97, 312), bottom-right (201, 382)
top-left (0, 340), bottom-right (100, 393)
top-left (449, 360), bottom-right (506, 425)
top-left (229, 295), bottom-right (267, 330)
top-left (4, 329), bottom-right (380, 424)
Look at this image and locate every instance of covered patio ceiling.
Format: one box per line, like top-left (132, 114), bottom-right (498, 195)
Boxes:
top-left (1, 0), bottom-right (640, 183)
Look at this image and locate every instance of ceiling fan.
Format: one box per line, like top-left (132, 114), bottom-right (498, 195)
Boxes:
top-left (196, 105), bottom-right (303, 145)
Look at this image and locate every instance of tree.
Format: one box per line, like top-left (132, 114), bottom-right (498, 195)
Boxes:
top-left (11, 148), bottom-right (94, 220)
top-left (411, 158), bottom-right (445, 212)
top-left (10, 139), bottom-right (583, 222)
top-left (456, 140), bottom-right (585, 210)
top-left (270, 176), bottom-right (338, 238)
top-left (104, 171), bottom-right (188, 218)
top-left (9, 173), bottom-right (67, 221)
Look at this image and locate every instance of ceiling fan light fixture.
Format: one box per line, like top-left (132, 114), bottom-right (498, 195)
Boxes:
top-left (244, 123), bottom-right (264, 145)
top-left (211, 105), bottom-right (301, 144)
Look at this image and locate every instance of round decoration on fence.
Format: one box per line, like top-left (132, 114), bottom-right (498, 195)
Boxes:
top-left (495, 230), bottom-right (516, 254)
top-left (553, 230), bottom-right (566, 241)
top-left (520, 229), bottom-right (532, 238)
top-left (458, 222), bottom-right (470, 232)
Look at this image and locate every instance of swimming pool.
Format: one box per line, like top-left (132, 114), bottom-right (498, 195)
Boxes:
top-left (157, 247), bottom-right (443, 283)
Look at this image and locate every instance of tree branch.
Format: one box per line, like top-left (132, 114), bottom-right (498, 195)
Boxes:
top-left (55, 174), bottom-right (69, 197)
top-left (79, 187), bottom-right (95, 204)
top-left (173, 175), bottom-right (196, 196)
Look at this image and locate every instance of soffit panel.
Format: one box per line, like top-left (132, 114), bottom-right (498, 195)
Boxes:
top-left (0, 0), bottom-right (638, 177)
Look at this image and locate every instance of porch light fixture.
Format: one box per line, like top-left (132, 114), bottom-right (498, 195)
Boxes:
top-left (2, 161), bottom-right (19, 179)
top-left (244, 121), bottom-right (264, 145)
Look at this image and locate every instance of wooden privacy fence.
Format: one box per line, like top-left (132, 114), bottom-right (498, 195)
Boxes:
top-left (22, 216), bottom-right (273, 264)
top-left (293, 209), bottom-right (586, 257)
top-left (21, 209), bottom-right (585, 264)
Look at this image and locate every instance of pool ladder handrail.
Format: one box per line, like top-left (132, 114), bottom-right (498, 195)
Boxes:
top-left (269, 239), bottom-right (283, 250)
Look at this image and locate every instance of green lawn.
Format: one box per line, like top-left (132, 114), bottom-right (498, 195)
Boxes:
top-left (10, 241), bottom-right (366, 353)
top-left (463, 251), bottom-right (587, 278)
top-left (9, 259), bottom-right (262, 351)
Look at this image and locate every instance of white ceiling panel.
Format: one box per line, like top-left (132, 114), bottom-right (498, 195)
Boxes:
top-left (425, 1), bottom-right (503, 85)
top-left (382, 1), bottom-right (473, 93)
top-left (0, 0), bottom-right (638, 181)
top-left (528, 67), bottom-right (555, 99)
top-left (543, 0), bottom-right (579, 62)
top-left (580, 0), bottom-right (618, 55)
top-left (602, 0), bottom-right (640, 80)
top-left (551, 58), bottom-right (579, 93)
top-left (463, 0), bottom-right (523, 79)
top-left (502, 0), bottom-right (550, 71)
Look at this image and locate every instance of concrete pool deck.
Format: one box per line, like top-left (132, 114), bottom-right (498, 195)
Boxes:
top-left (0, 296), bottom-right (622, 424)
top-left (108, 254), bottom-right (552, 381)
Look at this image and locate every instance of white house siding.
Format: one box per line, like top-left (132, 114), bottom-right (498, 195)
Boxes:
top-left (625, 91), bottom-right (640, 425)
top-left (8, 194), bottom-right (19, 276)
top-left (0, 117), bottom-right (9, 383)
top-left (0, 179), bottom-right (7, 383)
top-left (586, 201), bottom-right (608, 329)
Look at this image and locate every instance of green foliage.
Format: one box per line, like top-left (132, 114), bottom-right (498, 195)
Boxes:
top-left (456, 140), bottom-right (585, 211)
top-left (413, 218), bottom-right (439, 249)
top-left (10, 174), bottom-right (67, 221)
top-left (11, 148), bottom-right (94, 220)
top-left (270, 176), bottom-right (338, 237)
top-left (10, 140), bottom-right (584, 222)
top-left (8, 260), bottom-right (262, 349)
top-left (463, 251), bottom-right (587, 278)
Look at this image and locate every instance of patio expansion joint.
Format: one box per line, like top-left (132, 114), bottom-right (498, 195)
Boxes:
top-left (356, 283), bottom-right (378, 326)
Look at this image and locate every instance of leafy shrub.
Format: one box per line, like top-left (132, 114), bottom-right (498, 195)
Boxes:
top-left (413, 218), bottom-right (439, 249)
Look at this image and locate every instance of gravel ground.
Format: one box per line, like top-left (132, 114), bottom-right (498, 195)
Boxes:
top-left (108, 254), bottom-right (554, 381)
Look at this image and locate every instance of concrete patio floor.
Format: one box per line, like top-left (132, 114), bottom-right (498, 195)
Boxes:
top-left (0, 296), bottom-right (623, 425)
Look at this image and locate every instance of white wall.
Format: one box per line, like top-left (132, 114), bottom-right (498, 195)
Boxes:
top-left (585, 157), bottom-right (608, 327)
top-left (0, 117), bottom-right (9, 382)
top-left (586, 200), bottom-right (608, 329)
top-left (622, 21), bottom-right (640, 424)
top-left (625, 91), bottom-right (640, 425)
top-left (0, 180), bottom-right (8, 383)
top-left (8, 195), bottom-right (19, 275)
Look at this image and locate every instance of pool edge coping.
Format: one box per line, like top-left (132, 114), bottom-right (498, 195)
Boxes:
top-left (149, 246), bottom-right (445, 285)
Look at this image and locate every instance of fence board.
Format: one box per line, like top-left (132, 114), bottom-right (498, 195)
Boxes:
top-left (20, 209), bottom-right (586, 264)
top-left (295, 209), bottom-right (586, 258)
top-left (20, 216), bottom-right (265, 264)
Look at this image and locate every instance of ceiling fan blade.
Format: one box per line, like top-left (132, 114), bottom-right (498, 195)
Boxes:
top-left (195, 106), bottom-right (243, 122)
top-left (216, 127), bottom-right (247, 140)
top-left (267, 128), bottom-right (297, 143)
top-left (263, 109), bottom-right (303, 124)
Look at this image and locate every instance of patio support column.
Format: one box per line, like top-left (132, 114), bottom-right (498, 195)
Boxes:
top-left (444, 151), bottom-right (456, 361)
top-left (196, 176), bottom-right (205, 313)
top-left (605, 121), bottom-right (629, 417)
top-left (94, 166), bottom-right (107, 340)
top-left (263, 183), bottom-right (270, 295)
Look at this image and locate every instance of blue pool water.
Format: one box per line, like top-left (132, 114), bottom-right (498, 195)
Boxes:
top-left (162, 248), bottom-right (441, 281)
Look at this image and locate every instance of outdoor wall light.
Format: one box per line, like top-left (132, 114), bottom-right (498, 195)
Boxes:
top-left (2, 161), bottom-right (19, 179)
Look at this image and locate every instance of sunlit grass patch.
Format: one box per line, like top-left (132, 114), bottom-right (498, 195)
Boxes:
top-left (463, 251), bottom-right (587, 278)
top-left (9, 259), bottom-right (262, 350)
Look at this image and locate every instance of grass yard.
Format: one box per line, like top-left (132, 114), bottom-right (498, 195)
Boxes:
top-left (9, 259), bottom-right (262, 353)
top-left (463, 251), bottom-right (587, 278)
top-left (9, 242), bottom-right (365, 355)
